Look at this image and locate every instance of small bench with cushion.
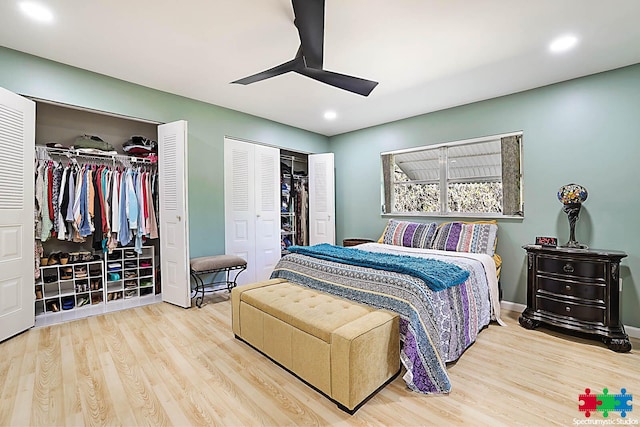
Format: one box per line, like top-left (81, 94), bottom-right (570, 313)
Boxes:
top-left (190, 255), bottom-right (247, 307)
top-left (231, 278), bottom-right (400, 413)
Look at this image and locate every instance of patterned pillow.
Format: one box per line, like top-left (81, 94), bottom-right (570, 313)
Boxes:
top-left (382, 219), bottom-right (438, 249)
top-left (432, 221), bottom-right (498, 256)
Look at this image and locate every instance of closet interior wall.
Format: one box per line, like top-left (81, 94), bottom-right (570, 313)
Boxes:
top-left (280, 149), bottom-right (308, 254)
top-left (33, 101), bottom-right (162, 326)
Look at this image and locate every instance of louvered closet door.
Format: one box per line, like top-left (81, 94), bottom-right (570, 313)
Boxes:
top-left (224, 138), bottom-right (280, 285)
top-left (309, 153), bottom-right (335, 245)
top-left (253, 144), bottom-right (280, 281)
top-left (158, 120), bottom-right (191, 308)
top-left (224, 138), bottom-right (257, 284)
top-left (0, 87), bottom-right (35, 342)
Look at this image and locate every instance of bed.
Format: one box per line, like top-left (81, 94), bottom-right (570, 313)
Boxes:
top-left (269, 220), bottom-right (503, 394)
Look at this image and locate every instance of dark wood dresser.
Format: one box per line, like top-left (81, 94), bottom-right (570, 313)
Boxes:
top-left (519, 245), bottom-right (630, 352)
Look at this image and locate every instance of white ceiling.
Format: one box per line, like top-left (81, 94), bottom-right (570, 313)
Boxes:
top-left (2, 0), bottom-right (640, 136)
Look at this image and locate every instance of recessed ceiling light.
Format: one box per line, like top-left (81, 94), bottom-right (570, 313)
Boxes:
top-left (19, 1), bottom-right (54, 23)
top-left (549, 35), bottom-right (578, 53)
top-left (323, 110), bottom-right (337, 120)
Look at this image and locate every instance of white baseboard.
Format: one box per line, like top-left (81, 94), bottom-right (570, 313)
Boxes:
top-left (500, 300), bottom-right (640, 339)
top-left (625, 325), bottom-right (640, 339)
top-left (500, 300), bottom-right (526, 313)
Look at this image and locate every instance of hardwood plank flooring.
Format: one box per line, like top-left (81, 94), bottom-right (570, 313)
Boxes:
top-left (1, 294), bottom-right (638, 426)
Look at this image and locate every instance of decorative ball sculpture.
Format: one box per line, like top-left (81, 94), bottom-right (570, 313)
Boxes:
top-left (557, 183), bottom-right (588, 248)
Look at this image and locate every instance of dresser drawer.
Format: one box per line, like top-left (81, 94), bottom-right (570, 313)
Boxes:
top-left (536, 277), bottom-right (605, 302)
top-left (537, 256), bottom-right (605, 279)
top-left (536, 295), bottom-right (605, 324)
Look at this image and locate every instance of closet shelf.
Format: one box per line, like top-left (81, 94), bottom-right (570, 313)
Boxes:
top-left (35, 146), bottom-right (155, 165)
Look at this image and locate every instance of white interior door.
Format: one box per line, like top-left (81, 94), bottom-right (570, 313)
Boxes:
top-left (253, 144), bottom-right (280, 281)
top-left (158, 120), bottom-right (191, 308)
top-left (0, 87), bottom-right (35, 342)
top-left (224, 138), bottom-right (256, 284)
top-left (309, 153), bottom-right (335, 245)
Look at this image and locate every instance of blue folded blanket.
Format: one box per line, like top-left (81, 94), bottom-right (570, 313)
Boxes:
top-left (287, 244), bottom-right (469, 291)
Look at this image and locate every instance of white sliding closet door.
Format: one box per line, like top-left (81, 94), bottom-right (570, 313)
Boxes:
top-left (309, 153), bottom-right (335, 245)
top-left (158, 120), bottom-right (191, 308)
top-left (0, 87), bottom-right (35, 342)
top-left (224, 138), bottom-right (280, 285)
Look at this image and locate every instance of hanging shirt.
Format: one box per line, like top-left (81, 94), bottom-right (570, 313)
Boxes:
top-left (57, 166), bottom-right (69, 241)
top-left (40, 163), bottom-right (53, 242)
top-left (51, 163), bottom-right (62, 237)
top-left (147, 171), bottom-right (159, 239)
top-left (34, 162), bottom-right (44, 238)
top-left (118, 170), bottom-right (131, 247)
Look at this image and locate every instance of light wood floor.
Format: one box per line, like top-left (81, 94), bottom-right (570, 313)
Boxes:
top-left (1, 294), bottom-right (638, 427)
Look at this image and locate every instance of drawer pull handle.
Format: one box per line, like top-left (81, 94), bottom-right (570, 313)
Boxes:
top-left (565, 285), bottom-right (571, 292)
top-left (563, 264), bottom-right (574, 273)
top-left (565, 306), bottom-right (571, 312)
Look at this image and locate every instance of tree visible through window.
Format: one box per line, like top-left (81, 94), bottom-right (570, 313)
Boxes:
top-left (382, 133), bottom-right (523, 217)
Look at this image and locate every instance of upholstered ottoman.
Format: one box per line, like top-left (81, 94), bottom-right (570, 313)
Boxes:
top-left (231, 278), bottom-right (400, 413)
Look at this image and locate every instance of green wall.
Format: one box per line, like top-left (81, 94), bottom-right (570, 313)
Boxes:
top-left (3, 46), bottom-right (638, 328)
top-left (0, 47), bottom-right (329, 258)
top-left (329, 63), bottom-right (640, 327)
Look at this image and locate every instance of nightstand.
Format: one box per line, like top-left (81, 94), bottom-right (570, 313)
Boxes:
top-left (343, 238), bottom-right (374, 247)
top-left (519, 245), bottom-right (631, 352)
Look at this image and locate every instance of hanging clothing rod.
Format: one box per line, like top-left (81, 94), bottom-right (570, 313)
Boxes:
top-left (35, 146), bottom-right (155, 165)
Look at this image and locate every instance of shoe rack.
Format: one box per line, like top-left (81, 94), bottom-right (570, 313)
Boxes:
top-left (105, 246), bottom-right (155, 302)
top-left (35, 260), bottom-right (105, 316)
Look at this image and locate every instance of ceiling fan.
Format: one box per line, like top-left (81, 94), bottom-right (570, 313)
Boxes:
top-left (231, 0), bottom-right (378, 97)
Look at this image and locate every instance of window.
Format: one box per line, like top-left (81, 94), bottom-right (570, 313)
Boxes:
top-left (381, 132), bottom-right (523, 217)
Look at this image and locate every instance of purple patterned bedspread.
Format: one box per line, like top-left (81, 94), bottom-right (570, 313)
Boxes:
top-left (270, 244), bottom-right (496, 394)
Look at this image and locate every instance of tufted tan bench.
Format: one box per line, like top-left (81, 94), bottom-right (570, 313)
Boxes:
top-left (232, 278), bottom-right (400, 413)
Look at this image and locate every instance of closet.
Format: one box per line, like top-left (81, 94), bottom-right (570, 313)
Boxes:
top-left (33, 103), bottom-right (161, 325)
top-left (280, 150), bottom-right (309, 253)
top-left (0, 87), bottom-right (191, 341)
top-left (224, 138), bottom-right (335, 286)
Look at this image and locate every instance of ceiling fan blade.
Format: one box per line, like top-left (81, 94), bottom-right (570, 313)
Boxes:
top-left (296, 67), bottom-right (378, 96)
top-left (291, 0), bottom-right (324, 69)
top-left (231, 58), bottom-right (301, 85)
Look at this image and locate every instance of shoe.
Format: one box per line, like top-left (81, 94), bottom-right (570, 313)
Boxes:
top-left (108, 263), bottom-right (121, 271)
top-left (44, 274), bottom-right (58, 283)
top-left (77, 297), bottom-right (89, 307)
top-left (124, 280), bottom-right (137, 289)
top-left (40, 257), bottom-right (48, 266)
top-left (61, 267), bottom-right (73, 280)
top-left (139, 261), bottom-right (152, 267)
top-left (108, 272), bottom-right (121, 281)
top-left (69, 252), bottom-right (80, 263)
top-left (124, 290), bottom-right (136, 299)
top-left (35, 285), bottom-right (43, 299)
top-left (107, 292), bottom-right (114, 301)
top-left (124, 271), bottom-right (137, 279)
top-left (59, 252), bottom-right (69, 265)
top-left (61, 297), bottom-right (75, 310)
top-left (47, 300), bottom-right (60, 312)
top-left (47, 252), bottom-right (60, 266)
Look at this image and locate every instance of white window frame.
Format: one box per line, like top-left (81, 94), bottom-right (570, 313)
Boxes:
top-left (381, 131), bottom-right (524, 219)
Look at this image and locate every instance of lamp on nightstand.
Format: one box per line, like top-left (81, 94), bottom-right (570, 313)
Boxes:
top-left (557, 183), bottom-right (588, 249)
